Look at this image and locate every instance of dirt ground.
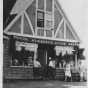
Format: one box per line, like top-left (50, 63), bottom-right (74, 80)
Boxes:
top-left (3, 80), bottom-right (87, 88)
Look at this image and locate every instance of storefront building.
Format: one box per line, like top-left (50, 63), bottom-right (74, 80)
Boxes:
top-left (3, 0), bottom-right (80, 80)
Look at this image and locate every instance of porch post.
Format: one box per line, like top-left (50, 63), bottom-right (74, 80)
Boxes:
top-left (75, 52), bottom-right (78, 69)
top-left (34, 44), bottom-right (38, 61)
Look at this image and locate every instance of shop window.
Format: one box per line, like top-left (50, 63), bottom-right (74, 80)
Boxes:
top-left (37, 11), bottom-right (44, 27)
top-left (55, 46), bottom-right (74, 68)
top-left (38, 0), bottom-right (44, 10)
top-left (11, 41), bottom-right (35, 67)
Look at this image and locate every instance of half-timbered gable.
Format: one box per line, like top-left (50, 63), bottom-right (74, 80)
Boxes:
top-left (4, 0), bottom-right (80, 43)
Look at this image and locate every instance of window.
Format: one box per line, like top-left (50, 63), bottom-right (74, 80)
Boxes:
top-left (37, 0), bottom-right (54, 37)
top-left (37, 11), bottom-right (44, 27)
top-left (11, 41), bottom-right (35, 67)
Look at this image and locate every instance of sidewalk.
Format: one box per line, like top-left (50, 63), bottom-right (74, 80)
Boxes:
top-left (3, 80), bottom-right (87, 88)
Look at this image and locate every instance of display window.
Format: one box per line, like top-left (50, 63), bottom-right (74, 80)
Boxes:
top-left (10, 41), bottom-right (37, 67)
top-left (55, 46), bottom-right (75, 69)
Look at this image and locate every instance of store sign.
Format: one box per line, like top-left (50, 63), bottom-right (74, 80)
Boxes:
top-left (13, 36), bottom-right (78, 46)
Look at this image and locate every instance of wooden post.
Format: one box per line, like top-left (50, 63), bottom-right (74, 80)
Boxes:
top-left (75, 52), bottom-right (78, 69)
top-left (34, 44), bottom-right (38, 61)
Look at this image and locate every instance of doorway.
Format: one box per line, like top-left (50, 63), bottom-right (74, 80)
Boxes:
top-left (37, 44), bottom-right (55, 66)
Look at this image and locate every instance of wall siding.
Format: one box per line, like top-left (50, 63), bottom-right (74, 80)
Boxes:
top-left (3, 39), bottom-right (33, 79)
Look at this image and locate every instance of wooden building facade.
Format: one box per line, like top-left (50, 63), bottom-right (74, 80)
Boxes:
top-left (3, 0), bottom-right (80, 80)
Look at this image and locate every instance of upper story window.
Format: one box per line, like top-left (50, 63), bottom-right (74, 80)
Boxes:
top-left (37, 0), bottom-right (54, 37)
top-left (37, 11), bottom-right (44, 27)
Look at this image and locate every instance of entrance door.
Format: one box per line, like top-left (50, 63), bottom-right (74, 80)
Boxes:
top-left (38, 48), bottom-right (46, 66)
top-left (38, 44), bottom-right (55, 66)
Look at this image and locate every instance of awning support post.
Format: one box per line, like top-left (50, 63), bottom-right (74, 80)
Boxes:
top-left (75, 52), bottom-right (78, 69)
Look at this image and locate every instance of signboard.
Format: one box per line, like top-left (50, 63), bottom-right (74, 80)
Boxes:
top-left (16, 41), bottom-right (37, 51)
top-left (13, 36), bottom-right (79, 46)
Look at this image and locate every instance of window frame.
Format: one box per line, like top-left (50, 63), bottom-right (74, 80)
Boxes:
top-left (37, 11), bottom-right (44, 28)
top-left (10, 41), bottom-right (36, 67)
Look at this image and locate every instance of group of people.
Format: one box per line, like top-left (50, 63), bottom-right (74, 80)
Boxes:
top-left (64, 60), bottom-right (87, 82)
top-left (33, 57), bottom-right (56, 80)
top-left (33, 58), bottom-right (87, 81)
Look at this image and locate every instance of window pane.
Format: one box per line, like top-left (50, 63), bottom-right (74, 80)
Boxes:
top-left (37, 20), bottom-right (44, 27)
top-left (37, 11), bottom-right (44, 27)
top-left (46, 0), bottom-right (52, 11)
top-left (11, 42), bottom-right (35, 66)
top-left (37, 11), bottom-right (44, 19)
top-left (38, 0), bottom-right (44, 10)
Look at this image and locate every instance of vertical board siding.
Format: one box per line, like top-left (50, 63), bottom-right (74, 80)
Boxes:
top-left (5, 67), bottom-right (33, 79)
top-left (26, 0), bottom-right (36, 32)
top-left (54, 4), bottom-right (62, 34)
top-left (3, 39), bottom-right (33, 79)
top-left (3, 39), bottom-right (12, 78)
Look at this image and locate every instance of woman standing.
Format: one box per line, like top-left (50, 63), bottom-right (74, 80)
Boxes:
top-left (64, 62), bottom-right (72, 81)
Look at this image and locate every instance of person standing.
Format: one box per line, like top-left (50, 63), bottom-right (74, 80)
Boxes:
top-left (78, 60), bottom-right (87, 81)
top-left (33, 59), bottom-right (41, 78)
top-left (48, 57), bottom-right (55, 79)
top-left (64, 62), bottom-right (72, 81)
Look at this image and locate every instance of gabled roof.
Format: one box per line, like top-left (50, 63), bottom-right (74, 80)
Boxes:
top-left (4, 0), bottom-right (81, 43)
top-left (55, 0), bottom-right (80, 42)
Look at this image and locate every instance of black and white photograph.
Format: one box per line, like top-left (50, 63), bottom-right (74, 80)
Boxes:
top-left (3, 0), bottom-right (88, 88)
